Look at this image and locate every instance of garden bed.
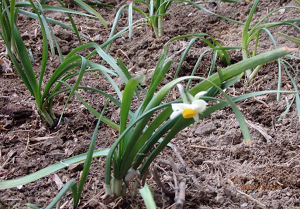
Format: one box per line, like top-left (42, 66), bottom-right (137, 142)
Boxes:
top-left (0, 0), bottom-right (299, 208)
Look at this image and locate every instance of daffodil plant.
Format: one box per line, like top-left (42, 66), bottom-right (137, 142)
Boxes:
top-left (0, 33), bottom-right (294, 209)
top-left (0, 0), bottom-right (134, 127)
top-left (0, 0), bottom-right (298, 207)
top-left (111, 0), bottom-right (242, 39)
top-left (102, 45), bottom-right (292, 198)
top-left (241, 0), bottom-right (300, 81)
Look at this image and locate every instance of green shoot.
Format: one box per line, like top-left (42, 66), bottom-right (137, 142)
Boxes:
top-left (241, 0), bottom-right (300, 80)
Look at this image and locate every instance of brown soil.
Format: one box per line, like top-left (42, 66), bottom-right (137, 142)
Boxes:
top-left (0, 0), bottom-right (300, 208)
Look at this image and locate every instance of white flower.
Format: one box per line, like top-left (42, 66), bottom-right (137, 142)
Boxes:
top-left (170, 84), bottom-right (207, 122)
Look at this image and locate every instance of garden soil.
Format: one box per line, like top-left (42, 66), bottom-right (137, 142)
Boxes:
top-left (0, 0), bottom-right (300, 208)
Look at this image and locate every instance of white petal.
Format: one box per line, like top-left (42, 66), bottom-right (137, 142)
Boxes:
top-left (194, 91), bottom-right (207, 100)
top-left (192, 100), bottom-right (207, 113)
top-left (193, 113), bottom-right (199, 122)
top-left (170, 110), bottom-right (181, 120)
top-left (177, 84), bottom-right (185, 97)
top-left (171, 103), bottom-right (192, 111)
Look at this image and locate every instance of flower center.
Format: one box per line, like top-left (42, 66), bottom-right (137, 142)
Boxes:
top-left (182, 108), bottom-right (197, 118)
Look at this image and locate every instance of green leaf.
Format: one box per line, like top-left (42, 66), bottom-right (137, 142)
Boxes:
top-left (18, 9), bottom-right (90, 40)
top-left (57, 81), bottom-right (119, 130)
top-left (72, 0), bottom-right (107, 28)
top-left (105, 102), bottom-right (174, 187)
top-left (279, 33), bottom-right (300, 45)
top-left (190, 47), bottom-right (292, 95)
top-left (142, 58), bottom-right (172, 111)
top-left (27, 203), bottom-right (40, 209)
top-left (56, 0), bottom-right (82, 44)
top-left (174, 37), bottom-right (198, 79)
top-left (0, 149), bottom-right (109, 189)
top-left (119, 76), bottom-right (146, 155)
top-left (74, 100), bottom-right (108, 207)
top-left (58, 56), bottom-right (87, 125)
top-left (131, 109), bottom-right (175, 171)
top-left (44, 180), bottom-right (77, 209)
top-left (13, 24), bottom-right (41, 106)
top-left (29, 0), bottom-right (56, 56)
top-left (140, 184), bottom-right (157, 209)
top-left (42, 55), bottom-right (82, 99)
top-left (183, 0), bottom-right (244, 25)
top-left (282, 62), bottom-right (300, 125)
top-left (129, 2), bottom-right (133, 39)
top-left (249, 6), bottom-right (300, 37)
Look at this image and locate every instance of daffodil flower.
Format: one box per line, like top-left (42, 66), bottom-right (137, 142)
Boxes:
top-left (170, 84), bottom-right (207, 122)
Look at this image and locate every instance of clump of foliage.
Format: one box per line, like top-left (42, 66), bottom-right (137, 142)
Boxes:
top-left (0, 0), bottom-right (299, 208)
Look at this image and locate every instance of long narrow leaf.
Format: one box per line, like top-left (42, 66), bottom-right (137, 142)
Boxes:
top-left (183, 0), bottom-right (244, 25)
top-left (44, 180), bottom-right (77, 209)
top-left (18, 9), bottom-right (90, 40)
top-left (140, 184), bottom-right (157, 209)
top-left (0, 149), bottom-right (109, 189)
top-left (279, 33), bottom-right (300, 45)
top-left (29, 0), bottom-right (55, 56)
top-left (129, 2), bottom-right (133, 39)
top-left (282, 63), bottom-right (300, 124)
top-left (56, 0), bottom-right (82, 44)
top-left (190, 47), bottom-right (292, 95)
top-left (105, 102), bottom-right (176, 187)
top-left (57, 81), bottom-right (119, 130)
top-left (119, 76), bottom-right (146, 156)
top-left (174, 37), bottom-right (198, 79)
top-left (13, 25), bottom-right (41, 106)
top-left (72, 0), bottom-right (107, 28)
top-left (74, 100), bottom-right (108, 206)
top-left (27, 203), bottom-right (40, 209)
top-left (58, 56), bottom-right (87, 125)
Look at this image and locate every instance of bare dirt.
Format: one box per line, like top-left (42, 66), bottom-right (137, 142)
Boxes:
top-left (0, 0), bottom-right (300, 208)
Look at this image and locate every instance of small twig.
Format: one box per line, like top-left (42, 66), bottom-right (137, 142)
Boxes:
top-left (166, 203), bottom-right (176, 209)
top-left (9, 130), bottom-right (32, 133)
top-left (171, 145), bottom-right (187, 167)
top-left (171, 145), bottom-right (204, 190)
top-left (167, 159), bottom-right (180, 175)
top-left (113, 198), bottom-right (123, 209)
top-left (169, 159), bottom-right (179, 198)
top-left (117, 49), bottom-right (130, 61)
top-left (190, 145), bottom-right (222, 151)
top-left (237, 190), bottom-right (267, 209)
top-left (166, 47), bottom-right (187, 62)
top-left (152, 165), bottom-right (174, 197)
top-left (245, 119), bottom-right (272, 142)
top-left (157, 158), bottom-right (186, 209)
top-left (227, 178), bottom-right (266, 209)
top-left (59, 200), bottom-right (69, 208)
top-left (1, 151), bottom-right (16, 169)
top-left (20, 132), bottom-right (30, 157)
top-left (82, 191), bottom-right (106, 208)
top-left (176, 179), bottom-right (186, 209)
top-left (30, 136), bottom-right (56, 142)
top-left (254, 97), bottom-right (269, 108)
top-left (173, 170), bottom-right (178, 199)
top-left (0, 126), bottom-right (8, 131)
top-left (158, 159), bottom-right (181, 169)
